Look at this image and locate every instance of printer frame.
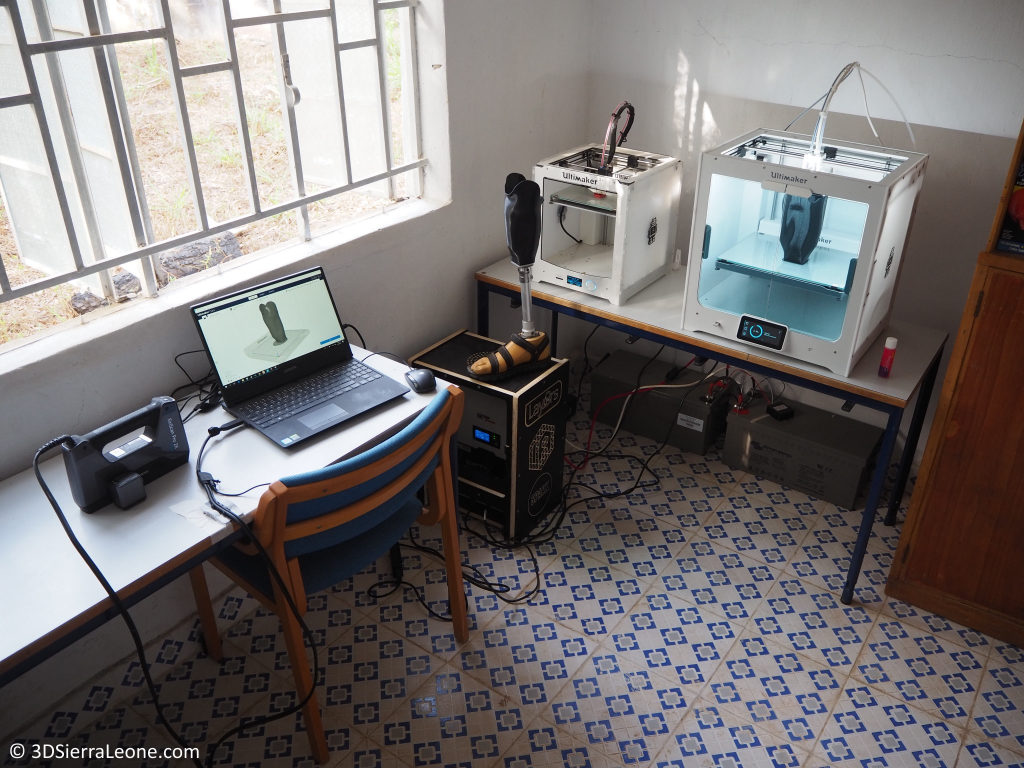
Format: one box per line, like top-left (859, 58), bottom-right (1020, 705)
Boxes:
top-left (532, 143), bottom-right (682, 306)
top-left (681, 128), bottom-right (927, 376)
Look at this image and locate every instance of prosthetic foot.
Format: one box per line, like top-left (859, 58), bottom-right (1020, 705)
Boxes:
top-left (468, 173), bottom-right (552, 381)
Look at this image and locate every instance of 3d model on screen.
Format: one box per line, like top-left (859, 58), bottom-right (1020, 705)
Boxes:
top-left (244, 300), bottom-right (309, 362)
top-left (261, 301), bottom-right (288, 344)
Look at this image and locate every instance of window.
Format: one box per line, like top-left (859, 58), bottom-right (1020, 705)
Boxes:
top-left (0, 0), bottom-right (424, 345)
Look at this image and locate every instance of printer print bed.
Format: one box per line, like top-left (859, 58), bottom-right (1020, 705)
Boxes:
top-left (4, 412), bottom-right (1021, 767)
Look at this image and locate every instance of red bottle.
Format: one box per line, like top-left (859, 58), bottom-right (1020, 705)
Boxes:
top-left (878, 337), bottom-right (897, 378)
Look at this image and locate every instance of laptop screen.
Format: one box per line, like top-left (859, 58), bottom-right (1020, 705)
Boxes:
top-left (192, 268), bottom-right (346, 389)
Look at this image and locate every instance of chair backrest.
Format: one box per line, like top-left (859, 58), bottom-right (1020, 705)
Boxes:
top-left (253, 386), bottom-right (462, 559)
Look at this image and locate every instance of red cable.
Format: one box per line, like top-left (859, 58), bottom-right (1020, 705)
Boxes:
top-left (566, 357), bottom-right (696, 471)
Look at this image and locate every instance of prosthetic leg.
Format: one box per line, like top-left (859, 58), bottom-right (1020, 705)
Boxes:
top-left (468, 173), bottom-right (551, 380)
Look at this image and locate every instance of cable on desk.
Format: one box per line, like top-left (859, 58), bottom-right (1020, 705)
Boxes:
top-left (359, 351), bottom-right (412, 369)
top-left (342, 323), bottom-right (366, 348)
top-left (33, 438), bottom-right (205, 768)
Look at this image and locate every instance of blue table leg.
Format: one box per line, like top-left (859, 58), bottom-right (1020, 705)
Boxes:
top-left (550, 311), bottom-right (559, 357)
top-left (884, 346), bottom-right (943, 525)
top-left (842, 408), bottom-right (902, 605)
top-left (477, 282), bottom-right (490, 337)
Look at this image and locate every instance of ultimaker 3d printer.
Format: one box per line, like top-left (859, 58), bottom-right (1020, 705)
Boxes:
top-left (681, 127), bottom-right (927, 376)
top-left (532, 103), bottom-right (683, 305)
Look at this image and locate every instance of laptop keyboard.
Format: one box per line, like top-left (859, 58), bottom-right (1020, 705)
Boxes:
top-left (236, 360), bottom-right (383, 428)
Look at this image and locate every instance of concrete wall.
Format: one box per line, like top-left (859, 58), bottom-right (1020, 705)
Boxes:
top-left (0, 0), bottom-right (593, 735)
top-left (571, 0), bottom-right (1024, 435)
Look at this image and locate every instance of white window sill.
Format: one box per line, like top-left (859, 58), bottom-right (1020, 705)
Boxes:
top-left (0, 197), bottom-right (448, 374)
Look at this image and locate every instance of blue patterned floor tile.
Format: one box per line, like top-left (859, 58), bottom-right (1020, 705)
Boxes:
top-left (653, 698), bottom-right (808, 768)
top-left (455, 606), bottom-right (595, 712)
top-left (704, 631), bottom-right (842, 748)
top-left (654, 538), bottom-right (781, 623)
top-left (540, 650), bottom-right (689, 765)
top-left (500, 724), bottom-right (628, 767)
top-left (853, 618), bottom-right (987, 728)
top-left (956, 733), bottom-right (1024, 767)
top-left (883, 600), bottom-right (996, 656)
top-left (969, 659), bottom-right (1024, 756)
top-left (602, 590), bottom-right (741, 697)
top-left (532, 553), bottom-right (646, 639)
top-left (570, 508), bottom-right (688, 582)
top-left (700, 489), bottom-right (817, 568)
top-left (748, 576), bottom-right (877, 674)
top-left (372, 663), bottom-right (546, 767)
top-left (808, 681), bottom-right (964, 768)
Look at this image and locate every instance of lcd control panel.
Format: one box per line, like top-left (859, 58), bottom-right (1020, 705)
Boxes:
top-left (566, 275), bottom-right (583, 287)
top-left (737, 316), bottom-right (787, 350)
top-left (473, 426), bottom-right (501, 449)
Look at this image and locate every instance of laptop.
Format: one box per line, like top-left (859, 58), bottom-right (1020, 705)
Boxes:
top-left (191, 266), bottom-right (409, 447)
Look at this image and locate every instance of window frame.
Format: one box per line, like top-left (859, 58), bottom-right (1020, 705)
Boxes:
top-left (0, 0), bottom-right (426, 306)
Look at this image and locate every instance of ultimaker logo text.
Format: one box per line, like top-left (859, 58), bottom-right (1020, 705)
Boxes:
top-left (770, 171), bottom-right (807, 184)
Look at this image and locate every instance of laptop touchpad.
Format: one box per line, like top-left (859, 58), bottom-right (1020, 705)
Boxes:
top-left (300, 403), bottom-right (347, 429)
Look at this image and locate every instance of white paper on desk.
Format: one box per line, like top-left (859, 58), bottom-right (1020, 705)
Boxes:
top-left (170, 498), bottom-right (237, 542)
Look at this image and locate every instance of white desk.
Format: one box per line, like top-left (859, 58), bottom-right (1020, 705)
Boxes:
top-left (0, 351), bottom-right (448, 685)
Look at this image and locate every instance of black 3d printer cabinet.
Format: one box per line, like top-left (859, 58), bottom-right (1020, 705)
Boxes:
top-left (410, 331), bottom-right (569, 540)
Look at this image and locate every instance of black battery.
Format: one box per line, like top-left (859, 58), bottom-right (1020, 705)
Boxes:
top-left (410, 330), bottom-right (569, 540)
top-left (590, 350), bottom-right (730, 454)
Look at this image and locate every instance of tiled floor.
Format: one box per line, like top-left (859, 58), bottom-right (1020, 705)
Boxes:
top-left (4, 412), bottom-right (1023, 768)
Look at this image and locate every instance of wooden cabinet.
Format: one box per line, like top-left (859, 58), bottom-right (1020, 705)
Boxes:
top-left (887, 123), bottom-right (1024, 647)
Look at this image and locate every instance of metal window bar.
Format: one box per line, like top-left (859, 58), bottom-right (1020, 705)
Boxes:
top-left (1, 0), bottom-right (87, 285)
top-left (372, 0), bottom-right (394, 198)
top-left (81, 0), bottom-right (157, 297)
top-left (269, 0), bottom-right (310, 241)
top-left (0, 0), bottom-right (424, 308)
top-left (219, 0), bottom-right (261, 217)
top-left (327, 0), bottom-right (354, 185)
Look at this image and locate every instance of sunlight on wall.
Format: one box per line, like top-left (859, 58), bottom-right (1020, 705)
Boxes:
top-left (672, 50), bottom-right (719, 164)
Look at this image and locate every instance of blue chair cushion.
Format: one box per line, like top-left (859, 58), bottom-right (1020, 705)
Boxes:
top-left (215, 494), bottom-right (424, 599)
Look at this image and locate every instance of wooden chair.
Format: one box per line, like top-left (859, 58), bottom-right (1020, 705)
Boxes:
top-left (190, 385), bottom-right (466, 763)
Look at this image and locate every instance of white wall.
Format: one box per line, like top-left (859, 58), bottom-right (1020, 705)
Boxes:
top-left (573, 0), bottom-right (1024, 436)
top-left (0, 0), bottom-right (593, 736)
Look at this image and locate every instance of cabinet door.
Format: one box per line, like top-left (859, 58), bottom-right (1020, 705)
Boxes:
top-left (902, 267), bottom-right (1024, 617)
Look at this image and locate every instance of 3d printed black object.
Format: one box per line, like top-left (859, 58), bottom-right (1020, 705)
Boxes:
top-left (62, 396), bottom-right (190, 513)
top-left (504, 173), bottom-right (542, 268)
top-left (779, 193), bottom-right (826, 265)
top-left (260, 301), bottom-right (288, 344)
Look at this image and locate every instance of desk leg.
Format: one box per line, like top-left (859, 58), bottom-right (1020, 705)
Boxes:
top-left (884, 348), bottom-right (942, 526)
top-left (842, 409), bottom-right (901, 605)
top-left (477, 282), bottom-right (490, 337)
top-left (188, 566), bottom-right (223, 661)
top-left (550, 311), bottom-right (559, 357)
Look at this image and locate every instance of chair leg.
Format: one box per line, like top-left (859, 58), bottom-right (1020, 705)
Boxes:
top-left (188, 566), bottom-right (223, 662)
top-left (389, 542), bottom-right (404, 581)
top-left (274, 583), bottom-right (329, 764)
top-left (434, 470), bottom-right (469, 643)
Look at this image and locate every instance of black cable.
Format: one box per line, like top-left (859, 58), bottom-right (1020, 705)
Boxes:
top-left (195, 423), bottom-right (322, 766)
top-left (214, 482), bottom-right (272, 497)
top-left (34, 438), bottom-right (205, 768)
top-left (359, 351), bottom-right (411, 369)
top-left (574, 326), bottom-right (600, 404)
top-left (557, 206), bottom-right (582, 244)
top-left (342, 323), bottom-right (366, 348)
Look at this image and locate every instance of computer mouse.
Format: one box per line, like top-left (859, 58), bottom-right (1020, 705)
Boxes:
top-left (404, 368), bottom-right (436, 394)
